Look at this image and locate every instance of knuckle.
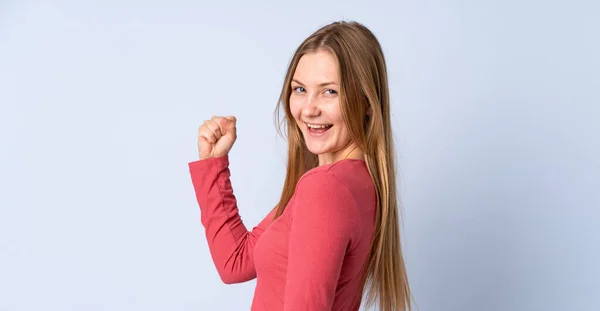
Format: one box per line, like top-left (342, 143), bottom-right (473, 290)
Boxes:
top-left (199, 125), bottom-right (208, 135)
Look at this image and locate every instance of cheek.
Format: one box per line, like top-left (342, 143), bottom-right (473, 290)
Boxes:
top-left (324, 105), bottom-right (344, 126)
top-left (289, 98), bottom-right (302, 121)
top-left (330, 111), bottom-right (349, 138)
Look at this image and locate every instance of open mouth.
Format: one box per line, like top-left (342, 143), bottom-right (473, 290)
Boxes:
top-left (306, 123), bottom-right (333, 134)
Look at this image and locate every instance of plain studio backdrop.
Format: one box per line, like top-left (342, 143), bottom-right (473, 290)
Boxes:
top-left (0, 1), bottom-right (598, 310)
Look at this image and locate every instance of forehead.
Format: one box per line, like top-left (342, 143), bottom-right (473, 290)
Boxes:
top-left (293, 50), bottom-right (339, 83)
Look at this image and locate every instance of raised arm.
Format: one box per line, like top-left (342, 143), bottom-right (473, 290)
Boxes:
top-left (189, 155), bottom-right (274, 284)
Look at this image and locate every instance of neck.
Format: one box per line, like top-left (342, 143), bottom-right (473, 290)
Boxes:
top-left (318, 143), bottom-right (364, 166)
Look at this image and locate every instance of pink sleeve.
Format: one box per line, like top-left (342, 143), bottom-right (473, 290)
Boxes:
top-left (283, 170), bottom-right (361, 310)
top-left (189, 155), bottom-right (275, 284)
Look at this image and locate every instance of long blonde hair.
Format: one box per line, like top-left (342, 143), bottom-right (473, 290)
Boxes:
top-left (272, 21), bottom-right (413, 311)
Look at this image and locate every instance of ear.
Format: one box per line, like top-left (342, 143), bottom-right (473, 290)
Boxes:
top-left (366, 107), bottom-right (373, 116)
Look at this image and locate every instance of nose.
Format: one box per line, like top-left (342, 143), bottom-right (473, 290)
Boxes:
top-left (302, 93), bottom-right (320, 117)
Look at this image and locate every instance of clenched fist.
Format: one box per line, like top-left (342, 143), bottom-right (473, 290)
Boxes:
top-left (198, 115), bottom-right (237, 160)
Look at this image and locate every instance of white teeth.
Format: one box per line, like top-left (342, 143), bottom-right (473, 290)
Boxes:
top-left (306, 123), bottom-right (332, 129)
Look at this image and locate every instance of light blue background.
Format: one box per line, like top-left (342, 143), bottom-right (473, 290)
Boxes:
top-left (1, 1), bottom-right (598, 310)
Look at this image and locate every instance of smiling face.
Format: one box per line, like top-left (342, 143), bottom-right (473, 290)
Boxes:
top-left (289, 50), bottom-right (360, 165)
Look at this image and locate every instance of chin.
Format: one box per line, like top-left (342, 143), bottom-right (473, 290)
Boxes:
top-left (303, 142), bottom-right (324, 155)
top-left (305, 146), bottom-right (322, 155)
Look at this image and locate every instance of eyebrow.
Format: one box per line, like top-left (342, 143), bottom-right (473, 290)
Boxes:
top-left (292, 79), bottom-right (338, 87)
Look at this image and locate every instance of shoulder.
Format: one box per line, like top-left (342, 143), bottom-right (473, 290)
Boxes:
top-left (296, 161), bottom-right (356, 197)
top-left (292, 167), bottom-right (361, 242)
top-left (296, 159), bottom-right (371, 198)
top-left (293, 161), bottom-right (367, 220)
top-left (291, 160), bottom-right (373, 243)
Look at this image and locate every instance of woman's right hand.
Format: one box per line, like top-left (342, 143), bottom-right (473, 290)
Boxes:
top-left (198, 115), bottom-right (237, 160)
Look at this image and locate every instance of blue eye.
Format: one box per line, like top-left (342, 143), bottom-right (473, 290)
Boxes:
top-left (325, 89), bottom-right (338, 95)
top-left (293, 87), bottom-right (305, 93)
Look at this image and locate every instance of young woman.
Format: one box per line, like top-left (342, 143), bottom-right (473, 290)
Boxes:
top-left (189, 21), bottom-right (413, 311)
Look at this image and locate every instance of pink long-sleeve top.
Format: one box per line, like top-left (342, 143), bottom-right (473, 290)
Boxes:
top-left (188, 155), bottom-right (376, 310)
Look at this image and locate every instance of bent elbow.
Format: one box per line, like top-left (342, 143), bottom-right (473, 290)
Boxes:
top-left (216, 268), bottom-right (255, 285)
top-left (218, 272), bottom-right (238, 285)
